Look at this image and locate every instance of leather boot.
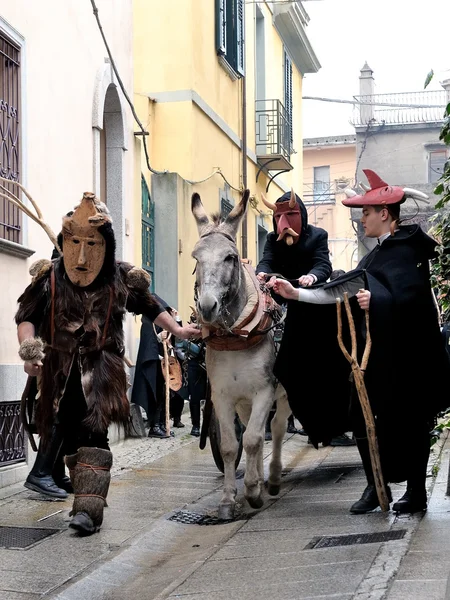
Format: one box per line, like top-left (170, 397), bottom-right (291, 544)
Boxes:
top-left (393, 428), bottom-right (429, 514)
top-left (66, 447), bottom-right (113, 536)
top-left (52, 448), bottom-right (73, 494)
top-left (392, 484), bottom-right (427, 513)
top-left (25, 426), bottom-right (68, 499)
top-left (350, 438), bottom-right (391, 514)
top-left (287, 415), bottom-right (298, 434)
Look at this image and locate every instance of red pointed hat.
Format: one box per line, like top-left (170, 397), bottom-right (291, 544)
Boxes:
top-left (342, 170), bottom-right (429, 208)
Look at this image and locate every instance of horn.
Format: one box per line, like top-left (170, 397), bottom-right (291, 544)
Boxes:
top-left (261, 193), bottom-right (277, 212)
top-left (360, 182), bottom-right (371, 192)
top-left (402, 187), bottom-right (429, 203)
top-left (289, 188), bottom-right (296, 208)
top-left (344, 188), bottom-right (357, 198)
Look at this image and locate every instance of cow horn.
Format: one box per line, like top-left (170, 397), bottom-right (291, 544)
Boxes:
top-left (402, 187), bottom-right (429, 203)
top-left (360, 182), bottom-right (371, 192)
top-left (261, 193), bottom-right (277, 212)
top-left (344, 188), bottom-right (357, 198)
top-left (289, 188), bottom-right (296, 208)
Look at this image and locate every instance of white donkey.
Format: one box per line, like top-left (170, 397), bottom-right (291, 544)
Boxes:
top-left (191, 189), bottom-right (291, 520)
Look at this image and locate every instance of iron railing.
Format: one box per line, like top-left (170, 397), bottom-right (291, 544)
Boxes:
top-left (255, 99), bottom-right (292, 161)
top-left (352, 90), bottom-right (448, 127)
top-left (303, 178), bottom-right (355, 204)
top-left (0, 32), bottom-right (21, 243)
top-left (0, 402), bottom-right (26, 466)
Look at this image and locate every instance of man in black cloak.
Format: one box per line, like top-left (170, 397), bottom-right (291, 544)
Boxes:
top-left (272, 170), bottom-right (450, 514)
top-left (256, 189), bottom-right (351, 445)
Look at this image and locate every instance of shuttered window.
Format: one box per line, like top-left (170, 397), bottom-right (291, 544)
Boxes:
top-left (0, 31), bottom-right (21, 243)
top-left (284, 50), bottom-right (293, 145)
top-left (215, 0), bottom-right (245, 78)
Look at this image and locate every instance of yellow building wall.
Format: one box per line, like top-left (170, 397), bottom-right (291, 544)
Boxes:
top-left (303, 145), bottom-right (357, 272)
top-left (134, 0), bottom-right (309, 319)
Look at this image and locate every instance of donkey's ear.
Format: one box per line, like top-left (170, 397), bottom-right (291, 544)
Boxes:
top-left (191, 193), bottom-right (210, 235)
top-left (223, 189), bottom-right (250, 239)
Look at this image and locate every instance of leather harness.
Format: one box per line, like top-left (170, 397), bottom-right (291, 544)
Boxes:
top-left (201, 263), bottom-right (281, 352)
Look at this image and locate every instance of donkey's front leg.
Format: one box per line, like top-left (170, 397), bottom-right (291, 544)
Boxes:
top-left (243, 388), bottom-right (273, 509)
top-left (214, 398), bottom-right (239, 520)
top-left (268, 389), bottom-right (291, 496)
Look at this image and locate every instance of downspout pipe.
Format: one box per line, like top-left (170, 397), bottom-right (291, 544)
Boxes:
top-left (241, 74), bottom-right (248, 258)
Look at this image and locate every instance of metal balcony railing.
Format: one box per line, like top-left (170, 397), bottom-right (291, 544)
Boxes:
top-left (255, 99), bottom-right (293, 164)
top-left (352, 90), bottom-right (448, 127)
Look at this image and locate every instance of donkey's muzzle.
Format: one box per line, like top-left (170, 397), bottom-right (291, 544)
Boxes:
top-left (197, 292), bottom-right (219, 324)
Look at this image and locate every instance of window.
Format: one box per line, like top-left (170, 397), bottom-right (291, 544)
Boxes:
top-left (0, 32), bottom-right (21, 243)
top-left (216, 0), bottom-right (245, 78)
top-left (313, 166), bottom-right (332, 203)
top-left (141, 176), bottom-right (155, 292)
top-left (429, 150), bottom-right (447, 184)
top-left (283, 50), bottom-right (293, 146)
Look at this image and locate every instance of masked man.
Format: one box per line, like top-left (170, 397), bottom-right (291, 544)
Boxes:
top-left (272, 170), bottom-right (450, 514)
top-left (256, 190), bottom-right (352, 444)
top-left (16, 193), bottom-right (199, 535)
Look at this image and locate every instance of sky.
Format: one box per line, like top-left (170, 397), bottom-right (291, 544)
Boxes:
top-left (301, 0), bottom-right (450, 138)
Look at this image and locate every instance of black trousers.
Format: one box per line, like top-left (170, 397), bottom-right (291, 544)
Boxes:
top-left (56, 361), bottom-right (109, 455)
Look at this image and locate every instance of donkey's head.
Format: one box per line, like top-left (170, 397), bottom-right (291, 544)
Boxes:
top-left (191, 189), bottom-right (250, 325)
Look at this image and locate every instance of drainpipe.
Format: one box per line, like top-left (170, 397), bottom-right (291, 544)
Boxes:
top-left (241, 74), bottom-right (248, 258)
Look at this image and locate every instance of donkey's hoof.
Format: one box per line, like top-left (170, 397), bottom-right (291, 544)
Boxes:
top-left (246, 494), bottom-right (264, 509)
top-left (268, 483), bottom-right (280, 496)
top-left (218, 503), bottom-right (235, 521)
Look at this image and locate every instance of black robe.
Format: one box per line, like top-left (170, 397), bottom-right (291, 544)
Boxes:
top-left (256, 195), bottom-right (346, 441)
top-left (277, 225), bottom-right (450, 482)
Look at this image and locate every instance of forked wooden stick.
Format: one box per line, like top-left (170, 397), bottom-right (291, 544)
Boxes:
top-left (336, 292), bottom-right (389, 512)
top-left (0, 176), bottom-right (62, 255)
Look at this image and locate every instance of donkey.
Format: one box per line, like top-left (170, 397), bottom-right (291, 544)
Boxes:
top-left (191, 189), bottom-right (291, 520)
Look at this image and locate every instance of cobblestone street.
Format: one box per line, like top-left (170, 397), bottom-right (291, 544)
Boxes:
top-left (0, 428), bottom-right (449, 600)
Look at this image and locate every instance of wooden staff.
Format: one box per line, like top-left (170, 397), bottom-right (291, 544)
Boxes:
top-left (336, 292), bottom-right (389, 512)
top-left (162, 337), bottom-right (171, 437)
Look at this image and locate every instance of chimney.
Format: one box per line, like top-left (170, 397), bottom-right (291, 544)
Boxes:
top-left (359, 62), bottom-right (374, 124)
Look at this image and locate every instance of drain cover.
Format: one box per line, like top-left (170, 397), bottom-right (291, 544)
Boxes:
top-left (0, 526), bottom-right (60, 549)
top-left (168, 510), bottom-right (232, 525)
top-left (305, 529), bottom-right (407, 550)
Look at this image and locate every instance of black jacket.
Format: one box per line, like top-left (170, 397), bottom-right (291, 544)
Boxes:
top-left (256, 194), bottom-right (332, 283)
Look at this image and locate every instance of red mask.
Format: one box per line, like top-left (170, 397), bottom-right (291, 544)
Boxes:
top-left (274, 201), bottom-right (302, 246)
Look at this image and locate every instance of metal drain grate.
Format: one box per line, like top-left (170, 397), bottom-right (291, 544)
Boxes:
top-left (168, 510), bottom-right (233, 525)
top-left (305, 529), bottom-right (407, 550)
top-left (0, 526), bottom-right (60, 549)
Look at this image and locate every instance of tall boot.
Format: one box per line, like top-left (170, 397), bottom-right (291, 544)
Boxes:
top-left (393, 431), bottom-right (429, 513)
top-left (66, 447), bottom-right (113, 536)
top-left (350, 437), bottom-right (392, 514)
top-left (25, 426), bottom-right (68, 499)
top-left (52, 447), bottom-right (73, 494)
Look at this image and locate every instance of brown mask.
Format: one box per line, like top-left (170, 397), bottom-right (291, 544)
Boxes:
top-left (62, 193), bottom-right (110, 287)
top-left (261, 189), bottom-right (302, 246)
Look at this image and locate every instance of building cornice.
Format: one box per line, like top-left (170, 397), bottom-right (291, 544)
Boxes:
top-left (304, 134), bottom-right (356, 148)
top-left (272, 2), bottom-right (320, 74)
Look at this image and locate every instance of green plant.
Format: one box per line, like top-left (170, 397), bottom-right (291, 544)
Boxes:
top-left (429, 101), bottom-right (450, 322)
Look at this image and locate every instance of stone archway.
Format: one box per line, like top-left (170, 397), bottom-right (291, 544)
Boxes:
top-left (92, 63), bottom-right (127, 259)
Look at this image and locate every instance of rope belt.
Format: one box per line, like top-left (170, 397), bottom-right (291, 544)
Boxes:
top-left (74, 463), bottom-right (110, 473)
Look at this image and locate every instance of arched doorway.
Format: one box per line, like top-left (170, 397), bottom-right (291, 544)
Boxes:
top-left (92, 65), bottom-right (127, 259)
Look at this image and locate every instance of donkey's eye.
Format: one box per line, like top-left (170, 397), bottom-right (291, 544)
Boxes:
top-left (224, 255), bottom-right (235, 263)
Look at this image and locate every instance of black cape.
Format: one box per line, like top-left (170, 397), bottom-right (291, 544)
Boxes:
top-left (275, 225), bottom-right (450, 482)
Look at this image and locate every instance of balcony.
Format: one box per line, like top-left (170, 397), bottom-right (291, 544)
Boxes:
top-left (303, 178), bottom-right (354, 205)
top-left (255, 100), bottom-right (293, 189)
top-left (352, 90), bottom-right (448, 127)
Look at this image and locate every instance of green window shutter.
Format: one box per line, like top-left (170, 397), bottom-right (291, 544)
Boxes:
top-left (234, 0), bottom-right (245, 76)
top-left (141, 175), bottom-right (155, 293)
top-left (216, 0), bottom-right (227, 56)
top-left (284, 50), bottom-right (293, 146)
